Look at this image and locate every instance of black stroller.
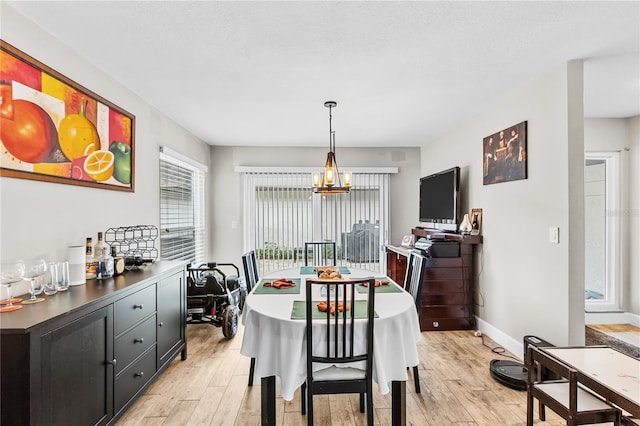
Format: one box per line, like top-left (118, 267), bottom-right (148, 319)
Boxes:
top-left (186, 262), bottom-right (241, 338)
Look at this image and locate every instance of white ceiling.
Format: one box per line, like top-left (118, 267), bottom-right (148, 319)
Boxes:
top-left (6, 1), bottom-right (640, 148)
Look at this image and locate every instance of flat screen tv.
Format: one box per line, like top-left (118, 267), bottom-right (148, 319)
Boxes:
top-left (419, 166), bottom-right (460, 231)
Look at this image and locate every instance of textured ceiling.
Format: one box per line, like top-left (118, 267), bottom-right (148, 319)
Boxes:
top-left (5, 1), bottom-right (640, 148)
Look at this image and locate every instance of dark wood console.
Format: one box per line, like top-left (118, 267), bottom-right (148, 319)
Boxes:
top-left (386, 228), bottom-right (482, 331)
top-left (0, 261), bottom-right (187, 425)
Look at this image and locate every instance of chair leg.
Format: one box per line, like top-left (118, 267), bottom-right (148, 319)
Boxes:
top-left (526, 388), bottom-right (534, 426)
top-left (539, 400), bottom-right (546, 421)
top-left (307, 387), bottom-right (313, 426)
top-left (413, 366), bottom-right (421, 393)
top-left (248, 357), bottom-right (256, 386)
top-left (301, 382), bottom-right (306, 415)
top-left (366, 386), bottom-right (374, 425)
top-left (359, 393), bottom-right (364, 412)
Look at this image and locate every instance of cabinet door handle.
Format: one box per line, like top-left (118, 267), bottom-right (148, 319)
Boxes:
top-left (133, 304), bottom-right (144, 309)
top-left (106, 358), bottom-right (117, 365)
top-left (134, 337), bottom-right (144, 344)
top-left (134, 371), bottom-right (144, 378)
top-left (158, 321), bottom-right (164, 327)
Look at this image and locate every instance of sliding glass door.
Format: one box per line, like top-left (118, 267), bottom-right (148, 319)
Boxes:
top-left (242, 171), bottom-right (390, 275)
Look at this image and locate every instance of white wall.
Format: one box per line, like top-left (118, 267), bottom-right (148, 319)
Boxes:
top-left (208, 146), bottom-right (420, 264)
top-left (0, 5), bottom-right (210, 296)
top-left (421, 62), bottom-right (586, 350)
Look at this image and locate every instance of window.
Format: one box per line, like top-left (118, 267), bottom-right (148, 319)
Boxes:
top-left (585, 151), bottom-right (622, 311)
top-left (239, 167), bottom-right (396, 275)
top-left (159, 147), bottom-right (206, 264)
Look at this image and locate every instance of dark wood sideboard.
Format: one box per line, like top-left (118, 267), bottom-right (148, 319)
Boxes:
top-left (386, 228), bottom-right (482, 331)
top-left (0, 261), bottom-right (187, 426)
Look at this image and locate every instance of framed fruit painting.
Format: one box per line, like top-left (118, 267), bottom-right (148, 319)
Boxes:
top-left (0, 40), bottom-right (135, 192)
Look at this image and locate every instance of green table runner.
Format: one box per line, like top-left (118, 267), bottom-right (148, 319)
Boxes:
top-left (290, 300), bottom-right (377, 319)
top-left (299, 266), bottom-right (351, 275)
top-left (355, 278), bottom-right (404, 294)
top-left (253, 278), bottom-right (301, 294)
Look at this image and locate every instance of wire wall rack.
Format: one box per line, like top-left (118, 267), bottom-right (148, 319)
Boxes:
top-left (104, 225), bottom-right (158, 268)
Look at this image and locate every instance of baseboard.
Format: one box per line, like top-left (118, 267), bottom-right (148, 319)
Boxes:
top-left (585, 311), bottom-right (640, 326)
top-left (475, 317), bottom-right (524, 361)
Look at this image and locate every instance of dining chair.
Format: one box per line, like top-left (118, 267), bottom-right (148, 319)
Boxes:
top-left (241, 250), bottom-right (259, 386)
top-left (526, 346), bottom-right (621, 426)
top-left (403, 249), bottom-right (427, 394)
top-left (241, 250), bottom-right (259, 292)
top-left (303, 241), bottom-right (337, 267)
top-left (301, 277), bottom-right (376, 426)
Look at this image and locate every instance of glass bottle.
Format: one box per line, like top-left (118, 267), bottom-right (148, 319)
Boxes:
top-left (85, 237), bottom-right (97, 279)
top-left (94, 232), bottom-right (108, 260)
top-left (95, 246), bottom-right (114, 279)
top-left (111, 246), bottom-right (125, 275)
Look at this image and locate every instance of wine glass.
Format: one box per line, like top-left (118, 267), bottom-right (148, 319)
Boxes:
top-left (22, 259), bottom-right (47, 304)
top-left (0, 260), bottom-right (25, 312)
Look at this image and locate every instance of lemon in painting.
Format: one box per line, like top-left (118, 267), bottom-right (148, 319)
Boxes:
top-left (58, 100), bottom-right (100, 160)
top-left (83, 150), bottom-right (114, 182)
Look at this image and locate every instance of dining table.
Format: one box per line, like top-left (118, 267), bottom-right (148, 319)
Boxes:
top-left (240, 266), bottom-right (422, 426)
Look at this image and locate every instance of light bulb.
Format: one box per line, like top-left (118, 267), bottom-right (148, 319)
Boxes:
top-left (343, 172), bottom-right (351, 188)
top-left (325, 168), bottom-right (334, 185)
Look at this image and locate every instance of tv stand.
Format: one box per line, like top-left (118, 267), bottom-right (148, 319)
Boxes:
top-left (386, 228), bottom-right (482, 331)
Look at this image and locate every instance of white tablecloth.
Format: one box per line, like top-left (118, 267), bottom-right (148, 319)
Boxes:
top-left (240, 267), bottom-right (422, 401)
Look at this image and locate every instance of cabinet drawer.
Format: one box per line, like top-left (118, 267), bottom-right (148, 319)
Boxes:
top-left (115, 346), bottom-right (156, 413)
top-left (421, 292), bottom-right (470, 306)
top-left (115, 284), bottom-right (157, 335)
top-left (115, 315), bottom-right (156, 375)
top-left (422, 279), bottom-right (467, 293)
top-left (424, 268), bottom-right (463, 280)
top-left (422, 305), bottom-right (471, 318)
top-left (419, 316), bottom-right (474, 331)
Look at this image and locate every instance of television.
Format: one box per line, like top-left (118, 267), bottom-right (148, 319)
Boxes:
top-left (419, 166), bottom-right (460, 232)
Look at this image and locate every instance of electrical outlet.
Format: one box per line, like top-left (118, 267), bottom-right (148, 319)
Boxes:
top-left (549, 227), bottom-right (559, 244)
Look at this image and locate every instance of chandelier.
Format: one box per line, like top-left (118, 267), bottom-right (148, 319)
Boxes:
top-left (312, 101), bottom-right (351, 194)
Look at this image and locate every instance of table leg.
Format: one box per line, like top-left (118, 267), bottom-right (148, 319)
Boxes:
top-left (391, 380), bottom-right (406, 426)
top-left (261, 376), bottom-right (276, 426)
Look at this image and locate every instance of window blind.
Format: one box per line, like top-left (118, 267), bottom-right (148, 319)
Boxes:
top-left (159, 149), bottom-right (206, 264)
top-left (242, 171), bottom-right (391, 275)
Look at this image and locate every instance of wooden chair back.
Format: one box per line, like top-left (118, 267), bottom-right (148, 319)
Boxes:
top-left (403, 250), bottom-right (427, 311)
top-left (241, 250), bottom-right (259, 292)
top-left (304, 277), bottom-right (375, 425)
top-left (304, 242), bottom-right (337, 266)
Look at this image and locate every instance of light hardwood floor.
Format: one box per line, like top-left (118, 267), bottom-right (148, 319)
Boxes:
top-left (116, 324), bottom-right (616, 426)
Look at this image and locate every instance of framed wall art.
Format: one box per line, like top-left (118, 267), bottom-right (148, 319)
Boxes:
top-left (470, 208), bottom-right (482, 235)
top-left (0, 40), bottom-right (135, 192)
top-left (483, 121), bottom-right (527, 185)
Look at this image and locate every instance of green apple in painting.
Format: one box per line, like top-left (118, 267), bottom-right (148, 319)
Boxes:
top-left (109, 141), bottom-right (131, 184)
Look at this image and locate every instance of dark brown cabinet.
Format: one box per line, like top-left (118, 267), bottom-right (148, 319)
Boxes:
top-left (0, 261), bottom-right (186, 426)
top-left (40, 305), bottom-right (114, 426)
top-left (386, 229), bottom-right (481, 331)
top-left (386, 246), bottom-right (407, 284)
top-left (157, 271), bottom-right (184, 366)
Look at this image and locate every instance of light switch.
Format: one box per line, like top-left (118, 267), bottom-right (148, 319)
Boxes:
top-left (549, 227), bottom-right (559, 244)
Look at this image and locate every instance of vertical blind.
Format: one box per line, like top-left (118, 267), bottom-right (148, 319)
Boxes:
top-left (242, 171), bottom-right (391, 275)
top-left (159, 149), bottom-right (206, 264)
